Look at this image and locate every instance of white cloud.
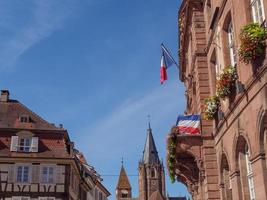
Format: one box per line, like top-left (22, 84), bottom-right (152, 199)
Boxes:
top-left (0, 1), bottom-right (76, 70)
top-left (78, 81), bottom-right (185, 162)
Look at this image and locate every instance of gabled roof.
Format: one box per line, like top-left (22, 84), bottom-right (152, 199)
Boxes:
top-left (0, 90), bottom-right (60, 130)
top-left (149, 190), bottom-right (164, 200)
top-left (142, 124), bottom-right (160, 164)
top-left (116, 165), bottom-right (131, 189)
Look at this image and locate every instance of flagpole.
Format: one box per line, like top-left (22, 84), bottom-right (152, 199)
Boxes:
top-left (161, 43), bottom-right (179, 68)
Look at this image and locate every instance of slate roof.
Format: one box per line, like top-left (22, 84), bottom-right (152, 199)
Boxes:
top-left (116, 165), bottom-right (131, 189)
top-left (142, 124), bottom-right (160, 164)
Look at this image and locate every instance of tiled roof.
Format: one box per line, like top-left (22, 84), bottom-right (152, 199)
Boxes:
top-left (0, 94), bottom-right (60, 130)
top-left (75, 150), bottom-right (103, 182)
top-left (116, 165), bottom-right (131, 189)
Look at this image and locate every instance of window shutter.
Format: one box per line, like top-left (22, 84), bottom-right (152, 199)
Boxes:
top-left (10, 136), bottom-right (19, 152)
top-left (30, 137), bottom-right (39, 152)
top-left (32, 165), bottom-right (40, 183)
top-left (56, 165), bottom-right (65, 184)
top-left (8, 165), bottom-right (15, 183)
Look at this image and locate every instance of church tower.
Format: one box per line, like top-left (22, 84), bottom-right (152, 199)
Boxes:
top-left (116, 164), bottom-right (132, 200)
top-left (138, 123), bottom-right (166, 200)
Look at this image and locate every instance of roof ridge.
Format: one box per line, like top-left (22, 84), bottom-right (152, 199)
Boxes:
top-left (16, 100), bottom-right (60, 130)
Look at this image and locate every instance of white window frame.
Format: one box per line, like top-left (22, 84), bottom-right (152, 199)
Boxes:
top-left (41, 166), bottom-right (55, 184)
top-left (245, 147), bottom-right (256, 200)
top-left (18, 137), bottom-right (31, 152)
top-left (16, 165), bottom-right (30, 183)
top-left (227, 22), bottom-right (237, 66)
top-left (251, 0), bottom-right (266, 24)
top-left (10, 135), bottom-right (39, 153)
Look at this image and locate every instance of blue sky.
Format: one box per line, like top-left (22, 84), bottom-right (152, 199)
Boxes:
top-left (0, 0), bottom-right (190, 199)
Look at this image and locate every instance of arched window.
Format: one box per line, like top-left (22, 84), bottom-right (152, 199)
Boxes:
top-left (227, 22), bottom-right (237, 66)
top-left (236, 136), bottom-right (256, 200)
top-left (250, 0), bottom-right (266, 24)
top-left (245, 146), bottom-right (256, 200)
top-left (210, 49), bottom-right (219, 94)
top-left (151, 168), bottom-right (156, 178)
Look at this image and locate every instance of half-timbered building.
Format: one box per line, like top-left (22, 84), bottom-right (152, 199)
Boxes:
top-left (0, 90), bottom-right (110, 200)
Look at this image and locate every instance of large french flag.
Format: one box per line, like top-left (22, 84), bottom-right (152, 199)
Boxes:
top-left (176, 115), bottom-right (201, 135)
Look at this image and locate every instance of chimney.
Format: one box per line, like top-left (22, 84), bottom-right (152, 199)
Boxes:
top-left (0, 90), bottom-right (9, 102)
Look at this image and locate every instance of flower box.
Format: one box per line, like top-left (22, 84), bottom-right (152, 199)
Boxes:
top-left (216, 66), bottom-right (238, 99)
top-left (239, 23), bottom-right (267, 64)
top-left (203, 95), bottom-right (220, 120)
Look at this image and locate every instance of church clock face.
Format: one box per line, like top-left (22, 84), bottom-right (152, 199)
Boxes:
top-left (121, 189), bottom-right (128, 194)
top-left (151, 180), bottom-right (158, 190)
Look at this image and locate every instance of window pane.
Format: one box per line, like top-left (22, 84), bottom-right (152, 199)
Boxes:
top-left (42, 167), bottom-right (48, 182)
top-left (48, 167), bottom-right (54, 183)
top-left (23, 167), bottom-right (29, 182)
top-left (17, 167), bottom-right (22, 182)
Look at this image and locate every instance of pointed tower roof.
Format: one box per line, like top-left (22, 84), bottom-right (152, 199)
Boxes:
top-left (142, 123), bottom-right (160, 164)
top-left (116, 165), bottom-right (131, 189)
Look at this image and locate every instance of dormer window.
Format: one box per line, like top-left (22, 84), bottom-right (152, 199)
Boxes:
top-left (10, 131), bottom-right (38, 153)
top-left (19, 115), bottom-right (31, 123)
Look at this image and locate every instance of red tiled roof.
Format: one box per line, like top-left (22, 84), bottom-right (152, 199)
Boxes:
top-left (0, 99), bottom-right (60, 130)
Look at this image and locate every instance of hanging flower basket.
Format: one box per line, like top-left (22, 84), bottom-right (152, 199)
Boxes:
top-left (239, 23), bottom-right (267, 64)
top-left (167, 133), bottom-right (177, 183)
top-left (216, 66), bottom-right (238, 99)
top-left (203, 95), bottom-right (220, 120)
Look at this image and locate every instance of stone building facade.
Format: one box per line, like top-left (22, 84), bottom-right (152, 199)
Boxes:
top-left (0, 90), bottom-right (110, 200)
top-left (170, 0), bottom-right (267, 199)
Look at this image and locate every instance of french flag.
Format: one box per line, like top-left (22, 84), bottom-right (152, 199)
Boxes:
top-left (160, 55), bottom-right (167, 84)
top-left (176, 115), bottom-right (201, 135)
top-left (160, 44), bottom-right (177, 84)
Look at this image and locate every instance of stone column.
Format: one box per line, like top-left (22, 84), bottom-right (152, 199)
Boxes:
top-left (230, 171), bottom-right (242, 200)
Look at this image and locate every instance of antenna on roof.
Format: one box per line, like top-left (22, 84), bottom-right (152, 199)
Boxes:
top-left (147, 114), bottom-right (151, 129)
top-left (121, 157), bottom-right (124, 166)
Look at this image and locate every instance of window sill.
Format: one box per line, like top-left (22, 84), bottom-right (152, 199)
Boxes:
top-left (14, 182), bottom-right (31, 186)
top-left (40, 183), bottom-right (56, 186)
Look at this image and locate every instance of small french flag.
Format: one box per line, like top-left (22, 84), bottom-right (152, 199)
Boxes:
top-left (160, 55), bottom-right (167, 84)
top-left (160, 44), bottom-right (177, 84)
top-left (176, 115), bottom-right (201, 135)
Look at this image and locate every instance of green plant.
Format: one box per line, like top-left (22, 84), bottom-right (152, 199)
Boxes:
top-left (216, 66), bottom-right (238, 98)
top-left (203, 95), bottom-right (220, 120)
top-left (167, 133), bottom-right (177, 183)
top-left (239, 23), bottom-right (267, 63)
